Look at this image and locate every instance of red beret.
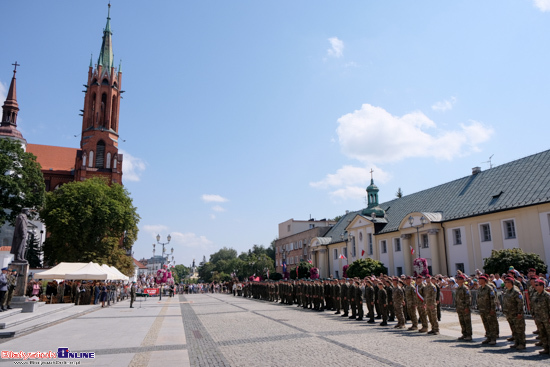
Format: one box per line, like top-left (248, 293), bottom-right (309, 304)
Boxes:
top-left (529, 268), bottom-right (536, 273)
top-left (504, 277), bottom-right (514, 282)
top-left (478, 275), bottom-right (487, 281)
top-left (535, 279), bottom-right (545, 286)
top-left (416, 275), bottom-right (423, 279)
top-left (425, 274), bottom-right (432, 279)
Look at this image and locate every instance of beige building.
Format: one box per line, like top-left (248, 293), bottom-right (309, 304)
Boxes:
top-left (274, 226), bottom-right (331, 274)
top-left (311, 150), bottom-right (550, 278)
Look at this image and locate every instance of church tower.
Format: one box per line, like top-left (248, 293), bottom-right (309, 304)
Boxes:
top-left (0, 63), bottom-right (26, 148)
top-left (75, 4), bottom-right (123, 183)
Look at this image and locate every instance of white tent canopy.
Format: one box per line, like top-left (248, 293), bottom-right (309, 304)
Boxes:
top-left (34, 262), bottom-right (88, 279)
top-left (101, 264), bottom-right (123, 280)
top-left (65, 262), bottom-right (109, 280)
top-left (109, 266), bottom-right (129, 281)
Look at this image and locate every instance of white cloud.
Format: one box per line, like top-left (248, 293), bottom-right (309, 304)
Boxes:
top-left (431, 96), bottom-right (457, 112)
top-left (533, 0), bottom-right (550, 11)
top-left (327, 37), bottom-right (344, 58)
top-left (336, 104), bottom-right (494, 163)
top-left (0, 81), bottom-right (7, 103)
top-left (142, 224), bottom-right (169, 234)
top-left (119, 149), bottom-right (146, 182)
top-left (210, 214), bottom-right (216, 220)
top-left (212, 205), bottom-right (226, 212)
top-left (201, 194), bottom-right (228, 203)
top-left (329, 186), bottom-right (369, 201)
top-left (169, 231), bottom-right (214, 250)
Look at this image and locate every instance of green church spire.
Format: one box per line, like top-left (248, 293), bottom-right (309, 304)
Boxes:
top-left (97, 3), bottom-right (114, 74)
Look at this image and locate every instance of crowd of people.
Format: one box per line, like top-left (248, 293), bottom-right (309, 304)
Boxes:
top-left (224, 267), bottom-right (550, 356)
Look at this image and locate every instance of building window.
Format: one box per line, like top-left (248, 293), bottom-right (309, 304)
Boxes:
top-left (368, 233), bottom-right (373, 255)
top-left (394, 238), bottom-right (401, 252)
top-left (396, 267), bottom-right (403, 276)
top-left (88, 151), bottom-right (94, 167)
top-left (303, 248), bottom-right (307, 256)
top-left (343, 247), bottom-right (348, 258)
top-left (334, 249), bottom-right (338, 260)
top-left (295, 256), bottom-right (298, 264)
top-left (456, 263), bottom-right (465, 274)
top-left (359, 232), bottom-right (363, 242)
top-left (421, 234), bottom-right (429, 248)
top-left (352, 237), bottom-right (356, 257)
top-left (287, 224), bottom-right (290, 232)
top-left (106, 152), bottom-right (111, 169)
top-left (381, 240), bottom-right (387, 254)
top-left (503, 220), bottom-right (516, 239)
top-left (453, 229), bottom-right (462, 245)
top-left (95, 141), bottom-right (105, 168)
top-left (335, 270), bottom-right (339, 278)
top-left (480, 224), bottom-right (491, 242)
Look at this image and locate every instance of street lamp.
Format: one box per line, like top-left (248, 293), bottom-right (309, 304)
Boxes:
top-left (152, 244), bottom-right (156, 273)
top-left (408, 215), bottom-right (428, 258)
top-left (156, 234), bottom-right (171, 268)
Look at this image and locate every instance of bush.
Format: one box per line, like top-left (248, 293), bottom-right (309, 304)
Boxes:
top-left (346, 258), bottom-right (388, 278)
top-left (483, 248), bottom-right (547, 275)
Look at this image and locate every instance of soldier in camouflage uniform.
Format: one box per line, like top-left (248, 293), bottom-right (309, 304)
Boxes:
top-left (503, 276), bottom-right (526, 350)
top-left (385, 278), bottom-right (395, 322)
top-left (392, 277), bottom-right (406, 329)
top-left (377, 281), bottom-right (388, 326)
top-left (365, 279), bottom-right (376, 323)
top-left (532, 279), bottom-right (550, 354)
top-left (341, 279), bottom-right (350, 317)
top-left (404, 276), bottom-right (418, 330)
top-left (415, 275), bottom-right (429, 332)
top-left (355, 279), bottom-right (364, 321)
top-left (333, 279), bottom-right (342, 314)
top-left (455, 274), bottom-right (473, 341)
top-left (349, 280), bottom-right (357, 319)
top-left (478, 275), bottom-right (498, 345)
top-left (425, 275), bottom-right (439, 335)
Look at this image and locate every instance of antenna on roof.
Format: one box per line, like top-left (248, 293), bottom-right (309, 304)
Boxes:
top-left (482, 154), bottom-right (494, 169)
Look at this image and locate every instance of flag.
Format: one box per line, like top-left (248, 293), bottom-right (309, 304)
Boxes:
top-left (416, 285), bottom-right (424, 302)
top-left (361, 249), bottom-right (365, 257)
top-left (339, 254), bottom-right (347, 260)
top-left (410, 246), bottom-right (415, 255)
top-left (282, 261), bottom-right (287, 273)
top-left (308, 260), bottom-right (312, 264)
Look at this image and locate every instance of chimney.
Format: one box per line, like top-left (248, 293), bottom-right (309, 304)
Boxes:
top-left (472, 167), bottom-right (481, 175)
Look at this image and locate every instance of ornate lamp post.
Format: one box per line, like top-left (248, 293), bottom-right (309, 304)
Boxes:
top-left (156, 234), bottom-right (171, 300)
top-left (408, 215), bottom-right (428, 258)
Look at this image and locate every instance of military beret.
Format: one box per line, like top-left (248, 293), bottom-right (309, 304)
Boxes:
top-left (531, 276), bottom-right (538, 280)
top-left (456, 274), bottom-right (465, 280)
top-left (478, 275), bottom-right (487, 281)
top-left (1, 268), bottom-right (7, 271)
top-left (535, 279), bottom-right (545, 286)
top-left (405, 276), bottom-right (412, 280)
top-left (416, 275), bottom-right (423, 279)
top-left (425, 274), bottom-right (431, 279)
top-left (529, 268), bottom-right (536, 273)
top-left (504, 277), bottom-right (514, 282)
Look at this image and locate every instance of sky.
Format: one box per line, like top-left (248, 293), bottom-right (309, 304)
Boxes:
top-left (2, 0), bottom-right (550, 269)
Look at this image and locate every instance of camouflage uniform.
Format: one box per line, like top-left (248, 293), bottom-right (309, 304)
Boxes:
top-left (503, 285), bottom-right (526, 347)
top-left (424, 281), bottom-right (439, 333)
top-left (455, 283), bottom-right (473, 339)
top-left (477, 283), bottom-right (498, 343)
top-left (355, 281), bottom-right (363, 320)
top-left (377, 284), bottom-right (388, 325)
top-left (415, 281), bottom-right (429, 331)
top-left (392, 283), bottom-right (406, 328)
top-left (532, 288), bottom-right (550, 353)
top-left (404, 282), bottom-right (418, 329)
top-left (341, 280), bottom-right (350, 317)
top-left (365, 282), bottom-right (375, 323)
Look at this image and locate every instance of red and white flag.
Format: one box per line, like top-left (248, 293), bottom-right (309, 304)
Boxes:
top-left (308, 260), bottom-right (312, 264)
top-left (410, 245), bottom-right (415, 255)
top-left (339, 254), bottom-right (347, 260)
top-left (361, 249), bottom-right (365, 257)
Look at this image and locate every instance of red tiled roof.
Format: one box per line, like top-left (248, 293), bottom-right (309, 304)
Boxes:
top-left (133, 258), bottom-right (147, 269)
top-left (26, 144), bottom-right (77, 171)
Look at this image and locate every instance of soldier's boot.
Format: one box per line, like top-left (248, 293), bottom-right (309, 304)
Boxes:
top-left (509, 343), bottom-right (519, 349)
top-left (458, 336), bottom-right (466, 340)
top-left (356, 317), bottom-right (363, 321)
top-left (481, 338), bottom-right (490, 344)
top-left (388, 317), bottom-right (395, 322)
top-left (380, 321), bottom-right (387, 326)
top-left (418, 327), bottom-right (428, 333)
top-left (533, 330), bottom-right (539, 334)
top-left (538, 348), bottom-right (550, 355)
top-left (428, 330), bottom-right (439, 335)
top-left (334, 311), bottom-right (340, 315)
top-left (537, 335), bottom-right (542, 340)
top-left (408, 325), bottom-right (418, 331)
top-left (506, 337), bottom-right (515, 341)
top-left (515, 344), bottom-right (526, 350)
top-left (367, 316), bottom-right (375, 323)
top-left (464, 336), bottom-right (473, 341)
top-left (375, 315), bottom-right (382, 319)
top-left (488, 339), bottom-right (496, 345)
top-left (535, 341), bottom-right (543, 347)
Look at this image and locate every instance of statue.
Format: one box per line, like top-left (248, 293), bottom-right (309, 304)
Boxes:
top-left (10, 209), bottom-right (29, 264)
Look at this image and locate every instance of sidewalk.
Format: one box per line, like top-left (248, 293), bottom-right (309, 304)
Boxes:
top-left (0, 296), bottom-right (190, 367)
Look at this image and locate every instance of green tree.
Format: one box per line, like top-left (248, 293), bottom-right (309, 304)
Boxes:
top-left (209, 247), bottom-right (237, 263)
top-left (0, 138), bottom-right (45, 228)
top-left (332, 215), bottom-right (343, 222)
top-left (26, 231), bottom-right (42, 268)
top-left (396, 187), bottom-right (403, 198)
top-left (198, 261), bottom-right (215, 283)
top-left (172, 264), bottom-right (190, 283)
top-left (266, 239), bottom-right (276, 262)
top-left (346, 258), bottom-right (388, 278)
top-left (40, 177), bottom-right (140, 275)
top-left (483, 248), bottom-right (548, 275)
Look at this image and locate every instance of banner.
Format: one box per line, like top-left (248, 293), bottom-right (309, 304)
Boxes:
top-left (144, 288), bottom-right (159, 295)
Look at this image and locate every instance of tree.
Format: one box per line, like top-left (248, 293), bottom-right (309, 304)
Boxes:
top-left (40, 177), bottom-right (140, 275)
top-left (332, 215), bottom-right (343, 223)
top-left (396, 187), bottom-right (403, 198)
top-left (266, 239), bottom-right (276, 262)
top-left (209, 247), bottom-right (237, 263)
top-left (26, 231), bottom-right (42, 268)
top-left (0, 138), bottom-right (45, 228)
top-left (198, 261), bottom-right (215, 283)
top-left (483, 248), bottom-right (548, 275)
top-left (346, 258), bottom-right (388, 278)
top-left (172, 264), bottom-right (190, 283)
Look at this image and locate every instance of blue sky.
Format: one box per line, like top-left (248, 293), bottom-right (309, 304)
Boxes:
top-left (2, 1), bottom-right (550, 269)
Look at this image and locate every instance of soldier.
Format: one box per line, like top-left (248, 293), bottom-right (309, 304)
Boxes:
top-left (385, 278), bottom-right (395, 322)
top-left (355, 279), bottom-right (364, 321)
top-left (333, 279), bottom-right (342, 315)
top-left (455, 274), bottom-right (473, 341)
top-left (415, 275), bottom-right (429, 333)
top-left (341, 279), bottom-right (350, 317)
top-left (349, 279), bottom-right (357, 319)
top-left (130, 281), bottom-right (136, 308)
top-left (425, 275), bottom-right (439, 335)
top-left (404, 276), bottom-right (419, 330)
top-left (365, 279), bottom-right (376, 323)
top-left (478, 275), bottom-right (498, 345)
top-left (4, 269), bottom-right (17, 310)
top-left (377, 281), bottom-right (388, 326)
top-left (392, 277), bottom-right (406, 329)
top-left (503, 276), bottom-right (526, 350)
top-left (532, 279), bottom-right (550, 354)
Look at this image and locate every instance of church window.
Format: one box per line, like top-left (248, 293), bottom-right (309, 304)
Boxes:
top-left (111, 95), bottom-right (117, 130)
top-left (101, 78), bottom-right (109, 85)
top-left (95, 141), bottom-right (105, 168)
top-left (82, 153), bottom-right (87, 167)
top-left (88, 151), bottom-right (94, 167)
top-left (100, 93), bottom-right (107, 127)
top-left (106, 152), bottom-right (111, 169)
top-left (113, 156), bottom-right (117, 169)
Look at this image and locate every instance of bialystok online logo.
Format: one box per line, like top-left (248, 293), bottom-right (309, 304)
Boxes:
top-left (2, 348), bottom-right (95, 362)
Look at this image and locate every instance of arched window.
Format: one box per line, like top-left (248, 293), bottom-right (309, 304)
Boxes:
top-left (82, 152), bottom-right (87, 167)
top-left (100, 93), bottom-right (107, 127)
top-left (113, 156), bottom-right (117, 169)
top-left (89, 93), bottom-right (96, 127)
top-left (88, 151), bottom-right (94, 167)
top-left (111, 95), bottom-right (117, 131)
top-left (95, 141), bottom-right (105, 168)
top-left (106, 152), bottom-right (111, 169)
top-left (101, 78), bottom-right (109, 85)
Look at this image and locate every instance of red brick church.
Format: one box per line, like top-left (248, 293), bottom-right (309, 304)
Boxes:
top-left (0, 5), bottom-right (124, 189)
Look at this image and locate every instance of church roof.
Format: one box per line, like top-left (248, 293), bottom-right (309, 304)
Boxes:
top-left (376, 149), bottom-right (550, 234)
top-left (26, 144), bottom-right (77, 171)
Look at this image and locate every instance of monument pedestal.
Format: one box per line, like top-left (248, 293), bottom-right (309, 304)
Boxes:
top-left (8, 262), bottom-right (39, 313)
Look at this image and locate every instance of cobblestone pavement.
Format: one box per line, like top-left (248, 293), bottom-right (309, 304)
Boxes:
top-left (183, 293), bottom-right (548, 367)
